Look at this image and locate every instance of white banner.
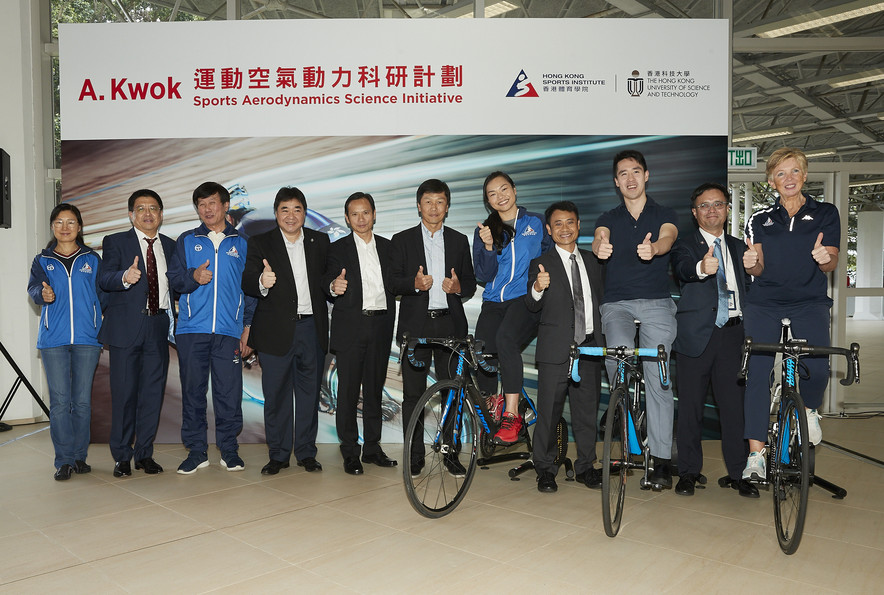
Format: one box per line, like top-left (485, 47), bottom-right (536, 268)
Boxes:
top-left (60, 19), bottom-right (728, 140)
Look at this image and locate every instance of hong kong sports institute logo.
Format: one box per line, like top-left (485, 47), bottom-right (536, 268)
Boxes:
top-left (506, 69), bottom-right (539, 98)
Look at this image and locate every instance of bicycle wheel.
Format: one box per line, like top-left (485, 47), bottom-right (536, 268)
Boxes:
top-left (772, 390), bottom-right (810, 554)
top-left (602, 387), bottom-right (628, 537)
top-left (403, 379), bottom-right (479, 518)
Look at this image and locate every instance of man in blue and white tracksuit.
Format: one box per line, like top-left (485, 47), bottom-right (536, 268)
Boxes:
top-left (168, 182), bottom-right (255, 475)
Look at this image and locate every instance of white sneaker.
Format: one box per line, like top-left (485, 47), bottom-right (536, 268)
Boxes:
top-left (742, 449), bottom-right (766, 481)
top-left (806, 408), bottom-right (822, 445)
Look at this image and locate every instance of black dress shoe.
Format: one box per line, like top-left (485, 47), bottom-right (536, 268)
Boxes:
top-left (54, 464), bottom-right (73, 481)
top-left (537, 471), bottom-right (558, 493)
top-left (113, 460), bottom-right (132, 478)
top-left (297, 457), bottom-right (322, 472)
top-left (344, 456), bottom-right (364, 475)
top-left (261, 459), bottom-right (290, 475)
top-left (410, 459), bottom-right (425, 477)
top-left (73, 460), bottom-right (91, 474)
top-left (675, 474), bottom-right (696, 496)
top-left (578, 468), bottom-right (602, 489)
top-left (361, 452), bottom-right (398, 467)
top-left (732, 478), bottom-right (760, 498)
top-left (135, 458), bottom-right (164, 474)
top-left (649, 458), bottom-right (673, 489)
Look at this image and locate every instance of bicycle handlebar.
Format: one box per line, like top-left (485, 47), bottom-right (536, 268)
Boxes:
top-left (398, 333), bottom-right (497, 374)
top-left (738, 337), bottom-right (861, 386)
top-left (569, 344), bottom-right (670, 388)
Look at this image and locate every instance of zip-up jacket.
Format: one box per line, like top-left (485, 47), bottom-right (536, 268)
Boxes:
top-left (472, 206), bottom-right (551, 303)
top-left (27, 243), bottom-right (104, 349)
top-left (168, 222), bottom-right (255, 338)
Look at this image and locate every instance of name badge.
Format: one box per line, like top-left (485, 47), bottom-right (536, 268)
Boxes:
top-left (727, 290), bottom-right (736, 311)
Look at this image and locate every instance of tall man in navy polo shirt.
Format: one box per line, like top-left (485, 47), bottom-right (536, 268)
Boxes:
top-left (592, 149), bottom-right (679, 489)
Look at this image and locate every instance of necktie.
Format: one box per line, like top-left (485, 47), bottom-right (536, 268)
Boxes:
top-left (570, 253), bottom-right (585, 343)
top-left (145, 237), bottom-right (159, 315)
top-left (713, 238), bottom-right (728, 328)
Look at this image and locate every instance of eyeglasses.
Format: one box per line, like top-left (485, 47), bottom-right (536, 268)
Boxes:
top-left (695, 201), bottom-right (728, 211)
top-left (134, 205), bottom-right (161, 214)
top-left (52, 219), bottom-right (79, 228)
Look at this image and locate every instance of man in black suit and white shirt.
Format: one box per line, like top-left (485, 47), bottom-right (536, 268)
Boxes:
top-left (242, 186), bottom-right (329, 475)
top-left (390, 179), bottom-right (476, 478)
top-left (99, 189), bottom-right (176, 478)
top-left (526, 201), bottom-right (605, 493)
top-left (670, 182), bottom-right (758, 498)
top-left (324, 192), bottom-right (397, 475)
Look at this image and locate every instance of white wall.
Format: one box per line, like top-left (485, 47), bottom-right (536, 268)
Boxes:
top-left (0, 0), bottom-right (55, 423)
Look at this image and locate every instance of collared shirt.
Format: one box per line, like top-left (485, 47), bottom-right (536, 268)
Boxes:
top-left (121, 231), bottom-right (170, 309)
top-left (354, 233), bottom-right (387, 311)
top-left (207, 229), bottom-right (226, 251)
top-left (421, 223), bottom-right (447, 310)
top-left (531, 245), bottom-right (593, 335)
top-left (282, 229), bottom-right (313, 316)
top-left (695, 228), bottom-right (741, 318)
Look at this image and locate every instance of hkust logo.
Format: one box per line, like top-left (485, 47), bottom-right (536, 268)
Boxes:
top-left (506, 69), bottom-right (539, 98)
top-left (627, 70), bottom-right (644, 97)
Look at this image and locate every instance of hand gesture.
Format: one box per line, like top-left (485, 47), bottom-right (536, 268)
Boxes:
top-left (701, 244), bottom-right (719, 276)
top-left (534, 264), bottom-right (550, 292)
top-left (415, 265), bottom-right (433, 292)
top-left (240, 326), bottom-right (253, 360)
top-left (260, 258), bottom-right (276, 289)
top-left (332, 268), bottom-right (348, 295)
top-left (636, 232), bottom-right (656, 261)
top-left (125, 255), bottom-right (141, 285)
top-left (41, 281), bottom-right (55, 303)
top-left (442, 268), bottom-right (461, 294)
top-left (743, 239), bottom-right (759, 269)
top-left (193, 259), bottom-right (212, 285)
top-left (595, 229), bottom-right (613, 260)
top-left (477, 222), bottom-right (493, 250)
top-left (811, 232), bottom-right (831, 265)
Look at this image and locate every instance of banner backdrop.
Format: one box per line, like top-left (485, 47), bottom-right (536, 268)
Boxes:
top-left (59, 19), bottom-right (729, 445)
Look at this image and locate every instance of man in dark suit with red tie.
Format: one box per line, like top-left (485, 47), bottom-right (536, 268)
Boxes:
top-left (323, 192), bottom-right (397, 475)
top-left (390, 179), bottom-right (476, 478)
top-left (671, 182), bottom-right (758, 498)
top-left (526, 201), bottom-right (605, 493)
top-left (242, 186), bottom-right (330, 475)
top-left (99, 189), bottom-right (176, 477)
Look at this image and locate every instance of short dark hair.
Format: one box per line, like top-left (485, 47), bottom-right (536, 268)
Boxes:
top-left (274, 186), bottom-right (307, 212)
top-left (48, 203), bottom-right (85, 247)
top-left (344, 192), bottom-right (375, 217)
top-left (612, 149), bottom-right (648, 179)
top-left (192, 182), bottom-right (230, 207)
top-left (127, 189), bottom-right (163, 212)
top-left (690, 182), bottom-right (730, 208)
top-left (545, 200), bottom-right (580, 224)
top-left (416, 179), bottom-right (450, 206)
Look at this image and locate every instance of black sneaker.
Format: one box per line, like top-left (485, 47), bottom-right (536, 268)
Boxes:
top-left (73, 460), bottom-right (91, 474)
top-left (649, 458), bottom-right (673, 489)
top-left (443, 455), bottom-right (466, 478)
top-left (54, 464), bottom-right (74, 481)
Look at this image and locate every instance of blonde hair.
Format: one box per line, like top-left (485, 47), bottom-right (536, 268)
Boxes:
top-left (766, 147), bottom-right (808, 182)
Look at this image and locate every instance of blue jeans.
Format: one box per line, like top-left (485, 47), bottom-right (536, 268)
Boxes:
top-left (41, 344), bottom-right (102, 469)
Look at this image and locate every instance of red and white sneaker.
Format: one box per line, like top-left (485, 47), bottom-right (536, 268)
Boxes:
top-left (493, 412), bottom-right (522, 446)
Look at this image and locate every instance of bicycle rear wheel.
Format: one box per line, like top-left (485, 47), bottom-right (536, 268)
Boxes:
top-left (403, 379), bottom-right (478, 518)
top-left (772, 390), bottom-right (810, 554)
top-left (602, 388), bottom-right (628, 537)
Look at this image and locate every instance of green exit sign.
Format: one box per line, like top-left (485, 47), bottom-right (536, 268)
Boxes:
top-left (729, 147), bottom-right (757, 169)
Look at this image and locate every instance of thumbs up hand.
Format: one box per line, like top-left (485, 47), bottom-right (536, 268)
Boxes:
top-left (125, 255), bottom-right (142, 285)
top-left (260, 258), bottom-right (277, 289)
top-left (701, 243), bottom-right (719, 276)
top-left (743, 239), bottom-right (759, 269)
top-left (415, 265), bottom-right (433, 292)
top-left (534, 263), bottom-right (550, 292)
top-left (442, 268), bottom-right (460, 294)
top-left (636, 232), bottom-right (656, 261)
top-left (811, 232), bottom-right (831, 265)
top-left (193, 259), bottom-right (212, 285)
top-left (477, 222), bottom-right (493, 250)
top-left (595, 229), bottom-right (613, 260)
top-left (41, 281), bottom-right (55, 303)
top-left (332, 268), bottom-right (348, 295)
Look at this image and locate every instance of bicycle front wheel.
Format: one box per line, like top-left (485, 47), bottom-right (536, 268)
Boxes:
top-left (602, 388), bottom-right (629, 537)
top-left (772, 390), bottom-right (810, 554)
top-left (403, 379), bottom-right (479, 518)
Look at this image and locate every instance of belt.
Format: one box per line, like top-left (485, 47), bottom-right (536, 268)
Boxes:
top-left (296, 313), bottom-right (313, 320)
top-left (426, 309), bottom-right (450, 319)
top-left (142, 308), bottom-right (167, 317)
top-left (362, 309), bottom-right (387, 317)
top-left (723, 317), bottom-right (742, 328)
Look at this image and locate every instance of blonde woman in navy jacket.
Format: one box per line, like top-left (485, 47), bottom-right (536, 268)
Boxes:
top-left (27, 203), bottom-right (104, 481)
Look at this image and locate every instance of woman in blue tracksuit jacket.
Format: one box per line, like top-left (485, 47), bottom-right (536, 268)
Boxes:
top-left (472, 171), bottom-right (551, 445)
top-left (27, 203), bottom-right (104, 481)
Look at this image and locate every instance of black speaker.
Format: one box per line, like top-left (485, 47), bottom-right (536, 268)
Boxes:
top-left (0, 149), bottom-right (9, 229)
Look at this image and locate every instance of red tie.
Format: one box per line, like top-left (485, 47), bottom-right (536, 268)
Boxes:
top-left (145, 237), bottom-right (159, 315)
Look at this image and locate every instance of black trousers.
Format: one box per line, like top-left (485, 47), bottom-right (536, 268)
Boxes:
top-left (474, 297), bottom-right (541, 395)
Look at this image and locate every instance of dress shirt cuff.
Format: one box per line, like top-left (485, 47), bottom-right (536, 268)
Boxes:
top-left (696, 261), bottom-right (709, 279)
top-left (531, 286), bottom-right (545, 300)
top-left (258, 278), bottom-right (269, 297)
top-left (121, 270), bottom-right (131, 289)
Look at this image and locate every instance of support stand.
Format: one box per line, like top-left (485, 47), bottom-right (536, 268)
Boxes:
top-left (0, 341), bottom-right (50, 431)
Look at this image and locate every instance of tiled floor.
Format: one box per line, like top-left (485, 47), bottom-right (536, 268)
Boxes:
top-left (1, 321), bottom-right (882, 593)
